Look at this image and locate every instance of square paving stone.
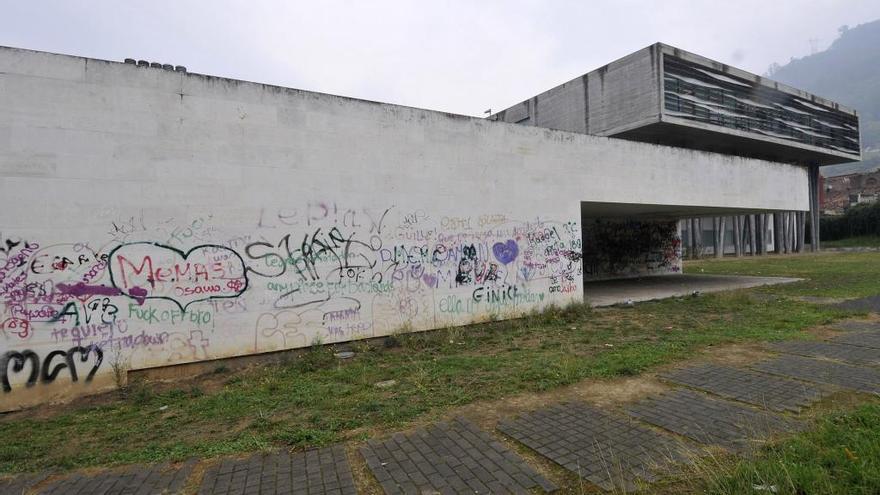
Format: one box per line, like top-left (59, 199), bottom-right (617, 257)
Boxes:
top-left (829, 320), bottom-right (880, 332)
top-left (830, 331), bottom-right (880, 350)
top-left (753, 354), bottom-right (880, 394)
top-left (198, 445), bottom-right (355, 495)
top-left (361, 417), bottom-right (556, 495)
top-left (626, 389), bottom-right (798, 453)
top-left (498, 402), bottom-right (691, 492)
top-left (767, 341), bottom-right (880, 366)
top-left (660, 363), bottom-right (829, 412)
top-left (38, 461), bottom-right (195, 495)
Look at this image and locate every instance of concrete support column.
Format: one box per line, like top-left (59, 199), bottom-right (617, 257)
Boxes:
top-left (733, 216), bottom-right (743, 257)
top-left (773, 213), bottom-right (783, 254)
top-left (746, 215), bottom-right (758, 256)
top-left (713, 217), bottom-right (726, 258)
top-left (809, 165), bottom-right (821, 251)
top-left (691, 218), bottom-right (703, 259)
top-left (756, 214), bottom-right (763, 254)
top-left (796, 211), bottom-right (806, 253)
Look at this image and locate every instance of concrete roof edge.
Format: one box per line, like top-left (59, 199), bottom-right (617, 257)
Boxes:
top-left (0, 44), bottom-right (819, 173)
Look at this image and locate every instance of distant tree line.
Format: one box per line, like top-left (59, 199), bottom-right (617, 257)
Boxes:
top-left (820, 202), bottom-right (880, 240)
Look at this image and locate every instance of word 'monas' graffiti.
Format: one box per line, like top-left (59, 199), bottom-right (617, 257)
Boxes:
top-left (108, 243), bottom-right (248, 310)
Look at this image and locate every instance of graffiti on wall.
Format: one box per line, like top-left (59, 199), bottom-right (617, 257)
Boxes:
top-left (1, 203), bottom-right (583, 407)
top-left (1, 345), bottom-right (103, 392)
top-left (581, 219), bottom-right (681, 279)
top-left (108, 243), bottom-right (248, 310)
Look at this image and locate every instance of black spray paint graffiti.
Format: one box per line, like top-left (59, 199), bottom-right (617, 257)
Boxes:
top-left (1, 345), bottom-right (103, 393)
top-left (244, 222), bottom-right (395, 310)
top-left (245, 227), bottom-right (383, 282)
top-left (0, 236), bottom-right (32, 257)
top-left (454, 244), bottom-right (500, 286)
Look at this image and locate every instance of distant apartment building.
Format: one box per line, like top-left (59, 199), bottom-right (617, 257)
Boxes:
top-left (823, 170), bottom-right (880, 214)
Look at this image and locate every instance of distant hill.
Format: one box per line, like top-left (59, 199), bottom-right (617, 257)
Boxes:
top-left (767, 19), bottom-right (880, 176)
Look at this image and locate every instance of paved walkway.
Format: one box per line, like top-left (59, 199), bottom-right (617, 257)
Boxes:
top-left (583, 274), bottom-right (801, 307)
top-left (361, 418), bottom-right (555, 495)
top-left (3, 316), bottom-right (880, 494)
top-left (197, 446), bottom-right (356, 495)
top-left (498, 403), bottom-right (689, 491)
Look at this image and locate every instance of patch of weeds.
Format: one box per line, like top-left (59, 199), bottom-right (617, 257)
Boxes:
top-left (686, 401), bottom-right (880, 495)
top-left (128, 383), bottom-right (154, 406)
top-left (351, 339), bottom-right (375, 354)
top-left (394, 322), bottom-right (447, 353)
top-left (271, 427), bottom-right (335, 447)
top-left (225, 374), bottom-right (244, 386)
top-left (383, 334), bottom-right (401, 348)
top-left (443, 326), bottom-right (465, 349)
top-left (559, 300), bottom-right (592, 322)
top-left (294, 347), bottom-right (335, 373)
top-left (248, 411), bottom-right (276, 432)
top-left (533, 304), bottom-right (563, 325)
top-left (384, 321), bottom-right (415, 349)
top-left (109, 351), bottom-right (131, 389)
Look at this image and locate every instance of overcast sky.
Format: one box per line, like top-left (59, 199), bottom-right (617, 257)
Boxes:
top-left (3, 1), bottom-right (879, 116)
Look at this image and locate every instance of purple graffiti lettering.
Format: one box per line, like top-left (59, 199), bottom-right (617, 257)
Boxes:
top-left (56, 281), bottom-right (147, 305)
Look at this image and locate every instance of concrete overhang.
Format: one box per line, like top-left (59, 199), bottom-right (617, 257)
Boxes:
top-left (609, 118), bottom-right (859, 166)
top-left (581, 201), bottom-right (803, 220)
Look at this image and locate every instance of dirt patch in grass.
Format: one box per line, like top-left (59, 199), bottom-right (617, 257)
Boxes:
top-left (699, 342), bottom-right (775, 366)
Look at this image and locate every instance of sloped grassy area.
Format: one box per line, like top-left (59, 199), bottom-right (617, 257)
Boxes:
top-left (1, 252), bottom-right (874, 473)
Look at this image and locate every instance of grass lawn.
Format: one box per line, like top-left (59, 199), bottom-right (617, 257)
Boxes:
top-left (822, 235), bottom-right (880, 248)
top-left (690, 401), bottom-right (880, 495)
top-left (687, 251), bottom-right (880, 299)
top-left (0, 252), bottom-right (877, 474)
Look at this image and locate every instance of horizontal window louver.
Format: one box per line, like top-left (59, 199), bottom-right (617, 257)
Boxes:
top-left (663, 56), bottom-right (859, 155)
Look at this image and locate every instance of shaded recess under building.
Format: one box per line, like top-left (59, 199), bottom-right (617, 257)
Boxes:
top-left (492, 42), bottom-right (861, 272)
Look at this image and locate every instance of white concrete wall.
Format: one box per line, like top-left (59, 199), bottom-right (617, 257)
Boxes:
top-left (0, 47), bottom-right (809, 410)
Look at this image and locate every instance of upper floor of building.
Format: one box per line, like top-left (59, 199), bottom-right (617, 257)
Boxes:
top-left (491, 43), bottom-right (861, 166)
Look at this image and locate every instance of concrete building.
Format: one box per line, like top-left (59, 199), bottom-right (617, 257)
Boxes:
top-left (492, 43), bottom-right (861, 251)
top-left (0, 43), bottom-right (859, 410)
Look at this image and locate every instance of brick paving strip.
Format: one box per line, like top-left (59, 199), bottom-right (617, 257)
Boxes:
top-left (497, 402), bottom-right (692, 492)
top-left (197, 445), bottom-right (356, 495)
top-left (753, 354), bottom-right (880, 394)
top-left (767, 341), bottom-right (880, 366)
top-left (360, 417), bottom-right (556, 495)
top-left (626, 389), bottom-right (800, 453)
top-left (659, 363), bottom-right (829, 412)
top-left (0, 473), bottom-right (49, 495)
top-left (835, 295), bottom-right (880, 313)
top-left (36, 460), bottom-right (195, 495)
top-left (829, 330), bottom-right (880, 349)
top-left (829, 320), bottom-right (880, 332)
